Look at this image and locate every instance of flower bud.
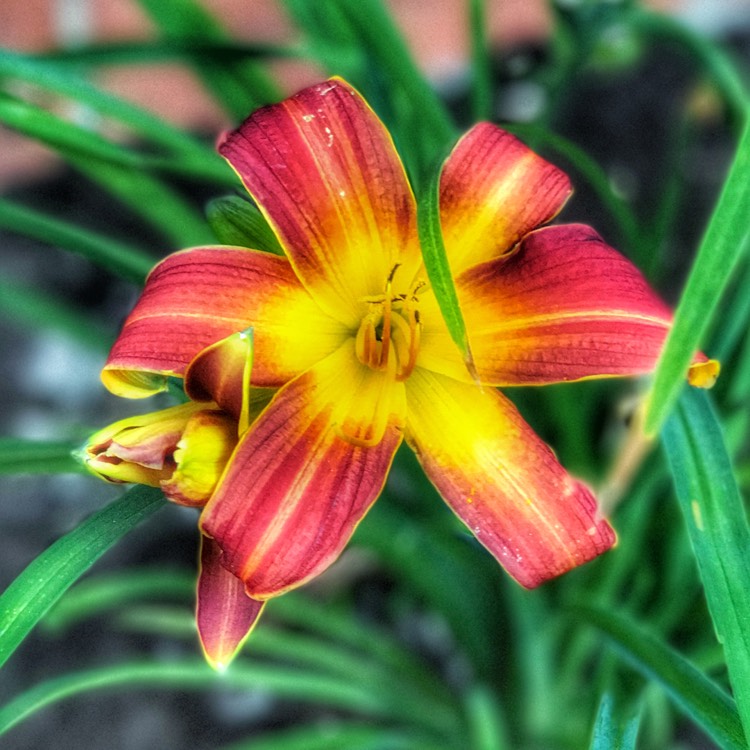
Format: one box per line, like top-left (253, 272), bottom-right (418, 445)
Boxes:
top-left (83, 402), bottom-right (237, 507)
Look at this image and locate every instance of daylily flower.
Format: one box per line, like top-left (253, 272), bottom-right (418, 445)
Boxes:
top-left (83, 399), bottom-right (264, 669)
top-left (98, 78), bottom-right (717, 608)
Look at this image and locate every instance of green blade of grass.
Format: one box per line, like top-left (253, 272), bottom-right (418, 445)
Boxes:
top-left (464, 685), bottom-right (510, 750)
top-left (220, 721), bottom-right (443, 750)
top-left (0, 660), bottom-right (431, 738)
top-left (709, 254), bottom-right (750, 364)
top-left (43, 569), bottom-right (455, 718)
top-left (283, 0), bottom-right (456, 182)
top-left (0, 88), bottom-right (233, 187)
top-left (134, 0), bottom-right (278, 118)
top-left (644, 116), bottom-right (750, 435)
top-left (416, 161), bottom-right (474, 376)
top-left (0, 277), bottom-right (111, 351)
top-left (0, 49), bottom-right (229, 179)
top-left (574, 604), bottom-right (745, 750)
top-left (0, 439), bottom-right (85, 476)
top-left (0, 92), bottom-right (153, 169)
top-left (662, 388), bottom-right (750, 743)
top-left (43, 570), bottom-right (195, 633)
top-left (206, 195), bottom-right (284, 254)
top-left (355, 485), bottom-right (504, 680)
top-left (0, 486), bottom-right (164, 670)
top-left (38, 39), bottom-right (293, 68)
top-left (589, 694), bottom-right (640, 750)
top-left (68, 153), bottom-right (214, 248)
top-left (335, 0), bottom-right (456, 179)
top-left (0, 198), bottom-right (153, 284)
top-left (116, 605), bottom-right (459, 738)
top-left (469, 0), bottom-right (493, 123)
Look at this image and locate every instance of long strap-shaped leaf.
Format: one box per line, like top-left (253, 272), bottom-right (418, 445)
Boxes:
top-left (0, 49), bottom-right (229, 173)
top-left (134, 0), bottom-right (278, 118)
top-left (662, 388), bottom-right (750, 744)
top-left (417, 164), bottom-right (476, 379)
top-left (575, 604), bottom-right (745, 750)
top-left (0, 198), bottom-right (153, 284)
top-left (589, 694), bottom-right (640, 750)
top-left (0, 486), bottom-right (164, 670)
top-left (644, 116), bottom-right (750, 434)
top-left (0, 438), bottom-right (85, 476)
top-left (0, 660), bottom-right (435, 738)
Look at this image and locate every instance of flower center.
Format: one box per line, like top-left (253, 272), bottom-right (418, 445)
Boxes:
top-left (355, 266), bottom-right (423, 382)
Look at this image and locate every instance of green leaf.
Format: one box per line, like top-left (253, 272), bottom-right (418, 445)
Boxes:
top-left (0, 439), bottom-right (85, 476)
top-left (355, 483), bottom-right (504, 679)
top-left (220, 721), bottom-right (443, 750)
top-left (464, 685), bottom-right (510, 750)
top-left (38, 39), bottom-right (293, 68)
top-left (589, 694), bottom-right (640, 750)
top-left (44, 568), bottom-right (456, 724)
top-left (0, 486), bottom-right (164, 670)
top-left (0, 198), bottom-right (153, 284)
top-left (0, 277), bottom-right (111, 351)
top-left (416, 162), bottom-right (475, 376)
top-left (68, 153), bottom-right (214, 248)
top-left (710, 255), bottom-right (750, 364)
top-left (206, 195), bottom-right (284, 254)
top-left (644, 116), bottom-right (750, 434)
top-left (0, 660), bottom-right (438, 739)
top-left (0, 92), bottom-right (152, 169)
top-left (0, 50), bottom-right (225, 168)
top-left (575, 604), bottom-right (746, 750)
top-left (117, 605), bottom-right (459, 738)
top-left (469, 0), bottom-right (493, 122)
top-left (43, 570), bottom-right (194, 633)
top-left (662, 388), bottom-right (750, 743)
top-left (133, 0), bottom-right (278, 118)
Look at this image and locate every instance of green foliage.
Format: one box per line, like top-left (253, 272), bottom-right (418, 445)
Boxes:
top-left (206, 195), bottom-right (284, 254)
top-left (0, 487), bottom-right (164, 670)
top-left (589, 695), bottom-right (640, 750)
top-left (663, 390), bottom-right (750, 742)
top-left (644, 121), bottom-right (750, 435)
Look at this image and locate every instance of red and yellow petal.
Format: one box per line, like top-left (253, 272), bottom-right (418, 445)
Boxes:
top-left (200, 343), bottom-right (406, 599)
top-left (439, 123), bottom-right (572, 276)
top-left (102, 247), bottom-right (346, 397)
top-left (197, 535), bottom-right (264, 671)
top-left (184, 331), bottom-right (260, 429)
top-left (218, 78), bottom-right (421, 326)
top-left (405, 369), bottom-right (615, 588)
top-left (422, 224), bottom-right (678, 386)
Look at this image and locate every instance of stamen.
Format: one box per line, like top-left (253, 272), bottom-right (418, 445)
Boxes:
top-left (355, 273), bottom-right (423, 378)
top-left (378, 292), bottom-right (392, 370)
top-left (395, 308), bottom-right (421, 381)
